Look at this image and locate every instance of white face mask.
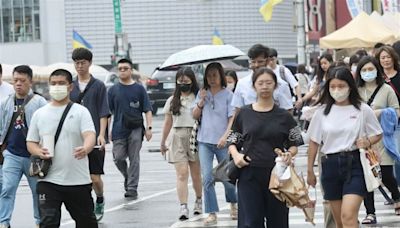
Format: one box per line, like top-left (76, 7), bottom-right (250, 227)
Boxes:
top-left (226, 83), bottom-right (235, 91)
top-left (329, 88), bottom-right (350, 103)
top-left (49, 85), bottom-right (68, 101)
top-left (361, 70), bottom-right (377, 82)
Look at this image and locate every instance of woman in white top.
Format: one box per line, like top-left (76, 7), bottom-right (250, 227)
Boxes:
top-left (307, 66), bottom-right (383, 228)
top-left (160, 67), bottom-right (202, 220)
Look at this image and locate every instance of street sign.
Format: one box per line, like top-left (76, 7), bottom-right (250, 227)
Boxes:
top-left (113, 0), bottom-right (122, 34)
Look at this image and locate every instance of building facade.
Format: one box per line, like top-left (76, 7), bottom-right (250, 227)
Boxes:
top-left (1, 0), bottom-right (298, 75)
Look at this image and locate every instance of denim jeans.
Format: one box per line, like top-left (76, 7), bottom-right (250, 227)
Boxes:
top-left (0, 150), bottom-right (40, 226)
top-left (0, 165), bottom-right (3, 193)
top-left (394, 125), bottom-right (400, 186)
top-left (198, 142), bottom-right (237, 213)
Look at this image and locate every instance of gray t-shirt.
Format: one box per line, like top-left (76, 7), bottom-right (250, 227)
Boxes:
top-left (27, 103), bottom-right (95, 186)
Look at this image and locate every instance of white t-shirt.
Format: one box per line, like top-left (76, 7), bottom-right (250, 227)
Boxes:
top-left (0, 81), bottom-right (14, 102)
top-left (27, 103), bottom-right (95, 186)
top-left (307, 103), bottom-right (382, 154)
top-left (231, 73), bottom-right (293, 110)
top-left (271, 65), bottom-right (298, 89)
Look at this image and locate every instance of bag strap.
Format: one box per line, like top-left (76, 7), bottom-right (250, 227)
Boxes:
top-left (54, 102), bottom-right (73, 145)
top-left (367, 84), bottom-right (383, 106)
top-left (2, 94), bottom-right (35, 145)
top-left (279, 65), bottom-right (286, 82)
top-left (383, 75), bottom-right (400, 98)
top-left (76, 76), bottom-right (95, 104)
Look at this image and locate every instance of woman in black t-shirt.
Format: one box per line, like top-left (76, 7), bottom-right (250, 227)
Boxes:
top-left (228, 67), bottom-right (303, 228)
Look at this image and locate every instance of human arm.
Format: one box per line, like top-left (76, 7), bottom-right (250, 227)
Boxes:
top-left (160, 114), bottom-right (173, 155)
top-left (217, 116), bottom-right (234, 149)
top-left (144, 111), bottom-right (153, 141)
top-left (74, 131), bottom-right (96, 159)
top-left (306, 140), bottom-right (319, 187)
top-left (301, 81), bottom-right (319, 102)
top-left (97, 117), bottom-right (108, 150)
top-left (192, 89), bottom-right (207, 120)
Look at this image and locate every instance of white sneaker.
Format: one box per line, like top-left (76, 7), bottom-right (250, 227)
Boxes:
top-left (193, 198), bottom-right (202, 215)
top-left (179, 204), bottom-right (189, 221)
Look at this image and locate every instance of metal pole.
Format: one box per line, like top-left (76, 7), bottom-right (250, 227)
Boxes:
top-left (295, 0), bottom-right (306, 64)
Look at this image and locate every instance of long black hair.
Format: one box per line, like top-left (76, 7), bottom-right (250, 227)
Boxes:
top-left (356, 56), bottom-right (384, 87)
top-left (316, 66), bottom-right (362, 115)
top-left (170, 67), bottom-right (199, 115)
top-left (317, 53), bottom-right (333, 83)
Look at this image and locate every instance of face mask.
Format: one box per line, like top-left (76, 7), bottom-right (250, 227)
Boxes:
top-left (351, 65), bottom-right (357, 73)
top-left (329, 88), bottom-right (350, 103)
top-left (226, 83), bottom-right (235, 91)
top-left (178, 83), bottom-right (191, 92)
top-left (49, 85), bottom-right (68, 101)
top-left (361, 70), bottom-right (377, 82)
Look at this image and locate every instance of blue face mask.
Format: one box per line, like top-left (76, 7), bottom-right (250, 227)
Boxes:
top-left (361, 70), bottom-right (377, 82)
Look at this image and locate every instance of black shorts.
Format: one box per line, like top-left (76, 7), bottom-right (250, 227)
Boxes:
top-left (88, 148), bottom-right (105, 175)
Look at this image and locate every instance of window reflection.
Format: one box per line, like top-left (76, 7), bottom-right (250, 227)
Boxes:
top-left (0, 0), bottom-right (40, 43)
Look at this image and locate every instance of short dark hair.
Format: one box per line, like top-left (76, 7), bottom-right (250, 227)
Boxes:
top-left (356, 56), bottom-right (384, 87)
top-left (317, 66), bottom-right (362, 115)
top-left (349, 54), bottom-right (360, 67)
top-left (252, 67), bottom-right (277, 88)
top-left (392, 40), bottom-right (400, 60)
top-left (374, 42), bottom-right (385, 49)
top-left (117, 58), bottom-right (133, 68)
top-left (355, 49), bottom-right (368, 58)
top-left (72, 48), bottom-right (93, 61)
top-left (269, 48), bottom-right (278, 57)
top-left (13, 65), bottom-right (33, 81)
top-left (248, 44), bottom-right (270, 60)
top-left (204, 62), bottom-right (226, 89)
top-left (297, 64), bottom-right (306, 74)
top-left (49, 69), bottom-right (73, 84)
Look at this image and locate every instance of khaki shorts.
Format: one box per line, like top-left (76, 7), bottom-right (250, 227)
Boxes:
top-left (167, 127), bottom-right (198, 163)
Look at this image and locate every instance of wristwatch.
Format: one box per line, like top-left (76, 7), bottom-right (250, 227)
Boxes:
top-left (147, 126), bottom-right (152, 130)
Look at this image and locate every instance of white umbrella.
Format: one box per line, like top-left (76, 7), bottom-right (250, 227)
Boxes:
top-left (159, 44), bottom-right (245, 69)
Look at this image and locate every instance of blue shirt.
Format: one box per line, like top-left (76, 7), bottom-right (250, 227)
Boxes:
top-left (7, 99), bottom-right (30, 157)
top-left (108, 82), bottom-right (152, 140)
top-left (195, 88), bottom-right (234, 145)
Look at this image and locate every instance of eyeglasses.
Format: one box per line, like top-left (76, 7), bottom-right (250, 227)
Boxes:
top-left (118, 67), bottom-right (131, 72)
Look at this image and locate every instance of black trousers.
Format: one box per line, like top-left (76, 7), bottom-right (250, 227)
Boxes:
top-left (37, 182), bottom-right (98, 228)
top-left (363, 165), bottom-right (400, 214)
top-left (237, 166), bottom-right (289, 228)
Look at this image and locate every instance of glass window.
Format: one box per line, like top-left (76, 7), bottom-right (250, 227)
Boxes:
top-left (0, 0), bottom-right (40, 43)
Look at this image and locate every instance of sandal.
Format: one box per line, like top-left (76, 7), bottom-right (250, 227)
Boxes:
top-left (361, 214), bottom-right (377, 224)
top-left (395, 202), bottom-right (400, 216)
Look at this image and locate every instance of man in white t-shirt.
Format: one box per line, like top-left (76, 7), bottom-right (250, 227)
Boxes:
top-left (231, 44), bottom-right (293, 111)
top-left (27, 69), bottom-right (98, 228)
top-left (267, 48), bottom-right (303, 109)
top-left (0, 64), bottom-right (14, 102)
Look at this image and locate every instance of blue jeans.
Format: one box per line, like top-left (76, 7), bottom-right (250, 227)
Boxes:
top-left (0, 164), bottom-right (3, 193)
top-left (394, 125), bottom-right (400, 186)
top-left (198, 142), bottom-right (237, 213)
top-left (0, 150), bottom-right (40, 225)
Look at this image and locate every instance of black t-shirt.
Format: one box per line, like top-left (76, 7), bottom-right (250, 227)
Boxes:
top-left (7, 99), bottom-right (30, 157)
top-left (387, 71), bottom-right (400, 104)
top-left (229, 104), bottom-right (303, 168)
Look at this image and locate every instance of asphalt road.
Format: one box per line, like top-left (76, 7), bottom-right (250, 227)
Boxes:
top-left (10, 111), bottom-right (400, 227)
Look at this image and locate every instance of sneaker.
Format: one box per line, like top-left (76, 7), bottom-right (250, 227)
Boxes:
top-left (94, 201), bottom-right (105, 221)
top-left (203, 213), bottom-right (217, 226)
top-left (179, 205), bottom-right (189, 221)
top-left (124, 190), bottom-right (138, 200)
top-left (193, 198), bottom-right (202, 215)
top-left (230, 203), bottom-right (238, 220)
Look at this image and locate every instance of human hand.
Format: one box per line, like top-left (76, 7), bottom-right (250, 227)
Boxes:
top-left (307, 170), bottom-right (317, 187)
top-left (295, 98), bottom-right (303, 109)
top-left (233, 153), bottom-right (251, 168)
top-left (73, 146), bottom-right (88, 160)
top-left (217, 136), bottom-right (227, 149)
top-left (160, 144), bottom-right (168, 155)
top-left (37, 147), bottom-right (51, 160)
top-left (145, 130), bottom-right (153, 141)
top-left (356, 137), bottom-right (370, 149)
top-left (97, 135), bottom-right (106, 151)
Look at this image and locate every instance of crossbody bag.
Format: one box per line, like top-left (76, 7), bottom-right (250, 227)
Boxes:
top-left (29, 102), bottom-right (73, 178)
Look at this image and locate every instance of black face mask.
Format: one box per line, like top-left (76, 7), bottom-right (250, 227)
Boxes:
top-left (178, 83), bottom-right (191, 92)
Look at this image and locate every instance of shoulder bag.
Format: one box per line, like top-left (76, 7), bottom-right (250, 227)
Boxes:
top-left (29, 102), bottom-right (73, 178)
top-left (0, 94), bottom-right (34, 164)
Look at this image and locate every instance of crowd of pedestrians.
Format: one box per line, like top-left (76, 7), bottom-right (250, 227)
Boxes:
top-left (0, 41), bottom-right (400, 228)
